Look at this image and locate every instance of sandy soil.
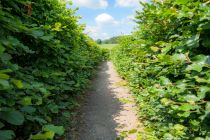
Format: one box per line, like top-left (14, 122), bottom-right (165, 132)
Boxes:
top-left (68, 61), bottom-right (141, 140)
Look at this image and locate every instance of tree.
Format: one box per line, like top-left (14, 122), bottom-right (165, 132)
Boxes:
top-left (96, 39), bottom-right (102, 44)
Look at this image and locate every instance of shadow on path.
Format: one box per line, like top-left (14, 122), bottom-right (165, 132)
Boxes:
top-left (68, 61), bottom-right (139, 140)
top-left (76, 61), bottom-right (123, 140)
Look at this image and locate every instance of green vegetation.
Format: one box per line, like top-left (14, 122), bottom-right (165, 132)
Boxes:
top-left (112, 0), bottom-right (210, 139)
top-left (99, 44), bottom-right (117, 60)
top-left (97, 35), bottom-right (130, 44)
top-left (101, 36), bottom-right (121, 44)
top-left (100, 44), bottom-right (118, 49)
top-left (1, 0), bottom-right (210, 139)
top-left (0, 0), bottom-right (102, 139)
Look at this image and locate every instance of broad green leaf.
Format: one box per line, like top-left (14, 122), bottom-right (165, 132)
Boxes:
top-left (192, 55), bottom-right (209, 63)
top-left (30, 131), bottom-right (54, 140)
top-left (35, 98), bottom-right (43, 105)
top-left (177, 112), bottom-right (190, 118)
top-left (48, 104), bottom-right (59, 113)
top-left (172, 54), bottom-right (186, 63)
top-left (150, 46), bottom-right (159, 52)
top-left (179, 103), bottom-right (199, 111)
top-left (0, 69), bottom-right (12, 73)
top-left (171, 105), bottom-right (179, 110)
top-left (186, 34), bottom-right (200, 48)
top-left (40, 35), bottom-right (54, 41)
top-left (128, 129), bottom-right (137, 134)
top-left (0, 79), bottom-right (10, 89)
top-left (0, 111), bottom-right (24, 125)
top-left (190, 120), bottom-right (200, 131)
top-left (186, 62), bottom-right (204, 72)
top-left (0, 130), bottom-right (15, 140)
top-left (0, 53), bottom-right (12, 63)
top-left (161, 98), bottom-right (171, 105)
top-left (31, 30), bottom-right (44, 38)
top-left (39, 88), bottom-right (48, 94)
top-left (163, 133), bottom-right (174, 139)
top-left (199, 22), bottom-right (210, 30)
top-left (174, 124), bottom-right (185, 131)
top-left (206, 102), bottom-right (210, 112)
top-left (206, 71), bottom-right (210, 78)
top-left (194, 76), bottom-right (210, 84)
top-left (197, 86), bottom-right (210, 99)
top-left (43, 125), bottom-right (65, 136)
top-left (206, 56), bottom-right (210, 65)
top-left (0, 43), bottom-right (5, 55)
top-left (176, 81), bottom-right (186, 91)
top-left (62, 111), bottom-right (70, 118)
top-left (20, 106), bottom-right (36, 113)
top-left (19, 97), bottom-right (32, 106)
top-left (194, 138), bottom-right (205, 140)
top-left (53, 22), bottom-right (62, 31)
top-left (26, 116), bottom-right (47, 124)
top-left (183, 94), bottom-right (199, 103)
top-left (12, 80), bottom-right (23, 89)
top-left (159, 76), bottom-right (171, 86)
top-left (0, 122), bottom-right (5, 129)
top-left (176, 0), bottom-right (190, 4)
top-left (202, 38), bottom-right (210, 48)
top-left (0, 73), bottom-right (10, 80)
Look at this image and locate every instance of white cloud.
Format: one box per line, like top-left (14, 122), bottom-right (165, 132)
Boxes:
top-left (95, 13), bottom-right (118, 26)
top-left (84, 13), bottom-right (119, 39)
top-left (72, 0), bottom-right (108, 9)
top-left (85, 25), bottom-right (110, 39)
top-left (115, 0), bottom-right (145, 7)
top-left (84, 13), bottom-right (135, 39)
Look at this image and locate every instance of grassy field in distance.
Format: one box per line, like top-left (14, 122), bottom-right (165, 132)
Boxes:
top-left (99, 44), bottom-right (118, 49)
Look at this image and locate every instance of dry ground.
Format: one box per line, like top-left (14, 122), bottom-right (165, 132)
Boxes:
top-left (68, 61), bottom-right (142, 140)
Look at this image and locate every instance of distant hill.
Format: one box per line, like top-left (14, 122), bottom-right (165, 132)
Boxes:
top-left (96, 35), bottom-right (131, 44)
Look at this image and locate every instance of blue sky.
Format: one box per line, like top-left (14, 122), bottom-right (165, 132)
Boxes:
top-left (68, 0), bottom-right (147, 40)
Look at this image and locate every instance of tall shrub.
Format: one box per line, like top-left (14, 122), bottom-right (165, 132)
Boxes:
top-left (0, 0), bottom-right (102, 139)
top-left (112, 0), bottom-right (210, 139)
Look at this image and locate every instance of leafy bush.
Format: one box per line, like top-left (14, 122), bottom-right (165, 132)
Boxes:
top-left (0, 0), bottom-right (102, 139)
top-left (112, 0), bottom-right (210, 139)
top-left (101, 48), bottom-right (111, 60)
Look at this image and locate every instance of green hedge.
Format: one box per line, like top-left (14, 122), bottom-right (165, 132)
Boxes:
top-left (112, 0), bottom-right (210, 139)
top-left (0, 0), bottom-right (102, 139)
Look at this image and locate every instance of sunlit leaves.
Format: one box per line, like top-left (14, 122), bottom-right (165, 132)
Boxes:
top-left (186, 34), bottom-right (200, 49)
top-left (30, 124), bottom-right (64, 139)
top-left (43, 125), bottom-right (65, 136)
top-left (176, 0), bottom-right (190, 5)
top-left (171, 53), bottom-right (186, 63)
top-left (112, 0), bottom-right (210, 139)
top-left (30, 131), bottom-right (54, 140)
top-left (197, 86), bottom-right (210, 99)
top-left (53, 22), bottom-right (62, 31)
top-left (11, 79), bottom-right (23, 89)
top-left (0, 0), bottom-right (102, 139)
top-left (19, 97), bottom-right (32, 106)
top-left (186, 62), bottom-right (204, 72)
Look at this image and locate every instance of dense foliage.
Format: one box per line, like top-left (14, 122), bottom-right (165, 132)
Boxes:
top-left (0, 0), bottom-right (102, 139)
top-left (112, 0), bottom-right (210, 139)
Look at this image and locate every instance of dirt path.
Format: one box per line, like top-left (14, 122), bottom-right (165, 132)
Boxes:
top-left (68, 61), bottom-right (141, 140)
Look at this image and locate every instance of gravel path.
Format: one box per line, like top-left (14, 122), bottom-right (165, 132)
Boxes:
top-left (69, 61), bottom-right (141, 140)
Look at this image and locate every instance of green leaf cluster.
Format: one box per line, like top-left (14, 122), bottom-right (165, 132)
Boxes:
top-left (0, 0), bottom-right (102, 139)
top-left (112, 0), bottom-right (210, 139)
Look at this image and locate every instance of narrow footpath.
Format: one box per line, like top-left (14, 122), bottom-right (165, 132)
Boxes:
top-left (69, 61), bottom-right (141, 140)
